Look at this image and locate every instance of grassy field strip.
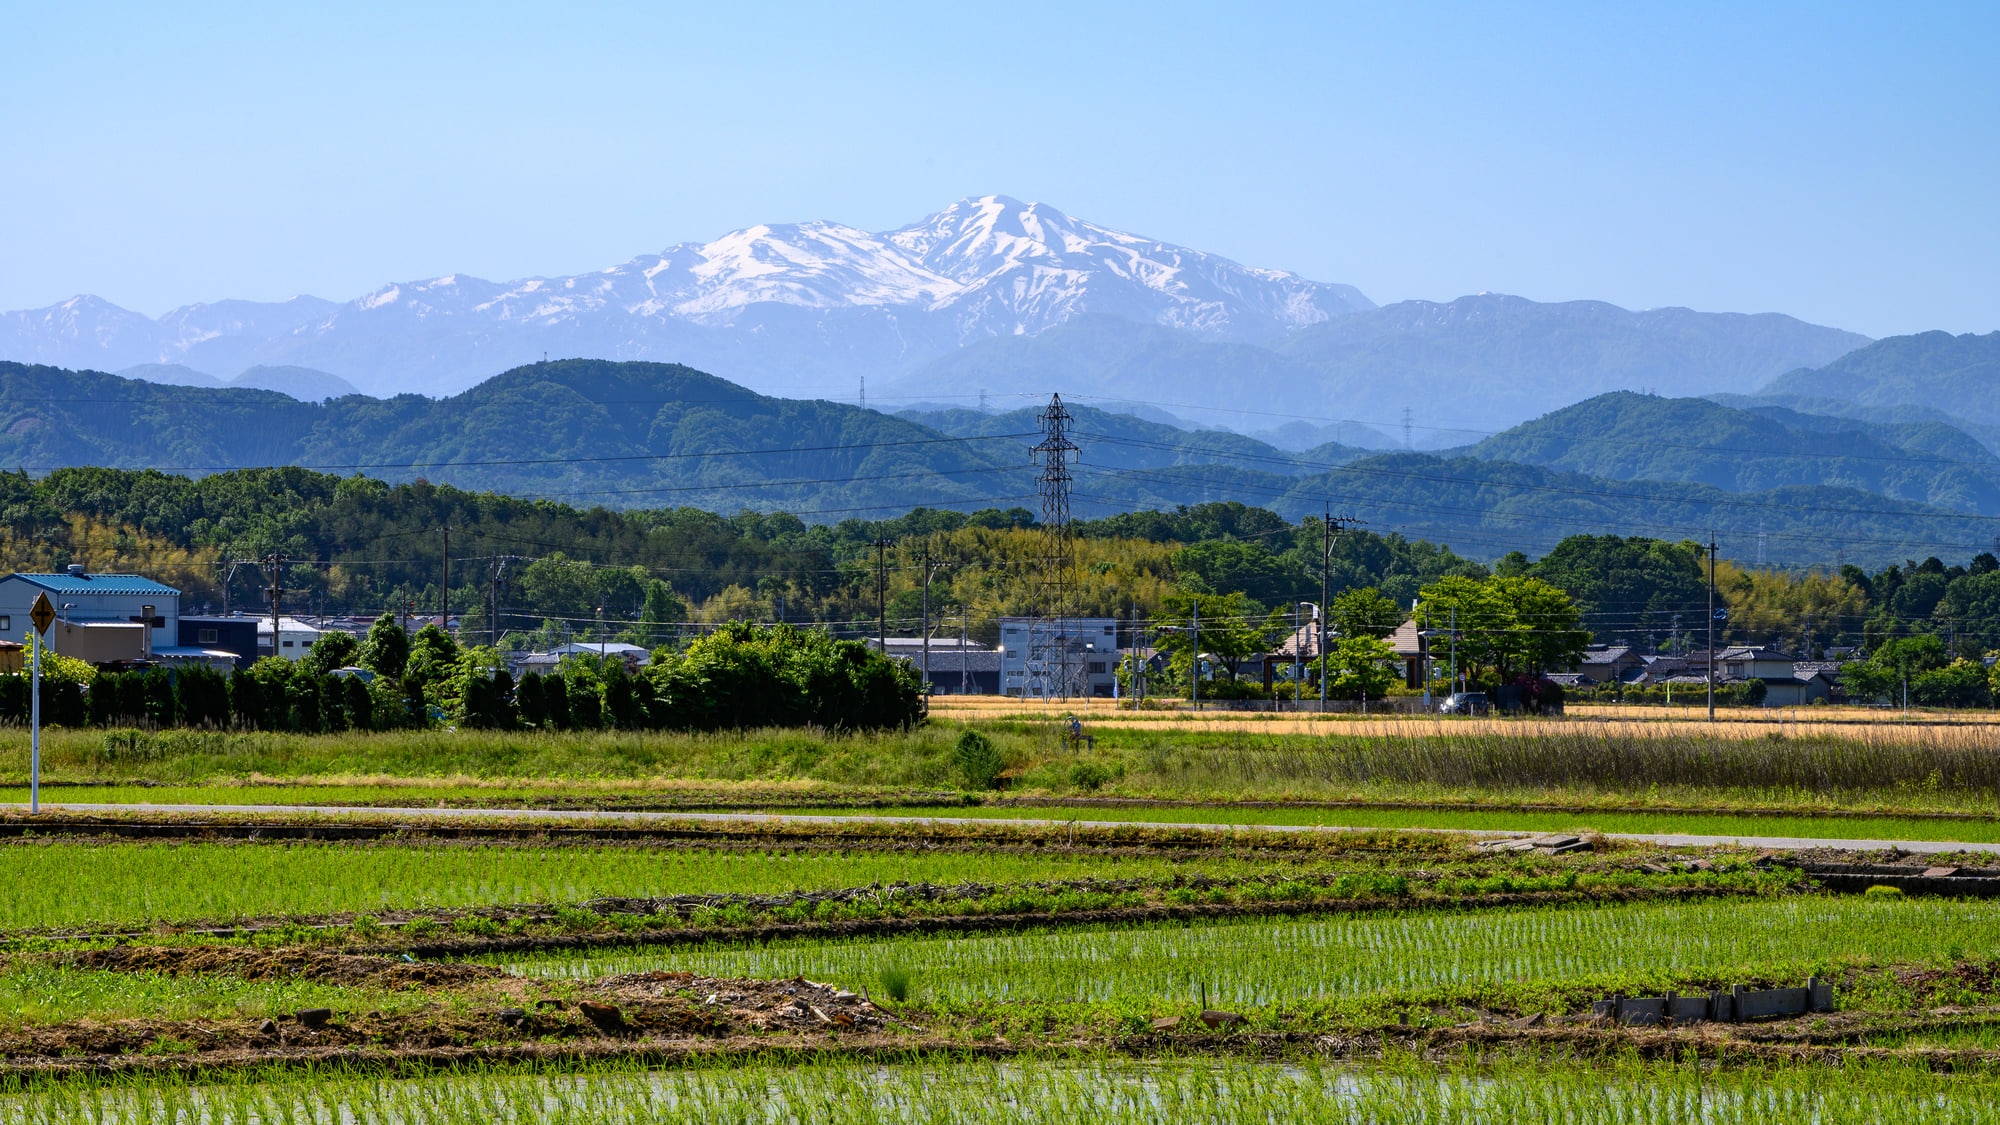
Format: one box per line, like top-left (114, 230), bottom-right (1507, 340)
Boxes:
top-left (0, 964), bottom-right (406, 1028)
top-left (483, 897), bottom-right (2000, 1006)
top-left (8, 784), bottom-right (1999, 845)
top-left (11, 795), bottom-right (2000, 852)
top-left (6, 1056), bottom-right (2000, 1123)
top-left (842, 803), bottom-right (2000, 843)
top-left (0, 843), bottom-right (1303, 932)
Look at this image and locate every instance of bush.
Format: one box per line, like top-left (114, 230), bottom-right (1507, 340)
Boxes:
top-left (952, 730), bottom-right (1004, 790)
top-left (648, 622), bottom-right (924, 731)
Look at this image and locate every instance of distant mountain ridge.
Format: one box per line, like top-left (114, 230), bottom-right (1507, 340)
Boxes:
top-left (0, 357), bottom-right (1984, 566)
top-left (118, 363), bottom-right (361, 401)
top-left (0, 197), bottom-right (1371, 401)
top-left (890, 297), bottom-right (1868, 433)
top-left (0, 196), bottom-right (1875, 430)
top-left (1466, 391), bottom-right (2000, 514)
top-left (1756, 331), bottom-right (2000, 426)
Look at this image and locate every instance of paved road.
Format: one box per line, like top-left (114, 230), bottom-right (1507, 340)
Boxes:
top-left (3, 801), bottom-right (1993, 855)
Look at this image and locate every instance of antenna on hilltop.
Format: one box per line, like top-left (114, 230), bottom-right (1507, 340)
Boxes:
top-left (1402, 407), bottom-right (1413, 450)
top-left (859, 376), bottom-right (867, 410)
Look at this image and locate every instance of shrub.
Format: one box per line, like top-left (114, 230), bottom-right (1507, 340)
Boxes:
top-left (952, 730), bottom-right (1004, 790)
top-left (1864, 885), bottom-right (1906, 899)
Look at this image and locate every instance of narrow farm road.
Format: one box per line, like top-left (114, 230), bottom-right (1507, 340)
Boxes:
top-left (2, 802), bottom-right (1993, 855)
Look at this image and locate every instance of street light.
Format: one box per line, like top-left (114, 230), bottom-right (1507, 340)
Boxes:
top-left (1294, 603), bottom-right (1319, 708)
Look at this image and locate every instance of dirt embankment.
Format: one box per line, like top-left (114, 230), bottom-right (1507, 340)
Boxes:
top-left (62, 946), bottom-right (504, 989)
top-left (0, 970), bottom-right (904, 1078)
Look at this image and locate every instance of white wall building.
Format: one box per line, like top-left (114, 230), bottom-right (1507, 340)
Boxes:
top-left (257, 616), bottom-right (325, 660)
top-left (997, 617), bottom-right (1119, 698)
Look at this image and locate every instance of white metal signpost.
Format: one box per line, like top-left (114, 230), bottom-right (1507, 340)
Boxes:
top-left (28, 592), bottom-right (53, 814)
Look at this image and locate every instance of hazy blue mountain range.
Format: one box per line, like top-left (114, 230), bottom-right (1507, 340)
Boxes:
top-left (0, 197), bottom-right (1871, 432)
top-left (0, 197), bottom-right (1370, 402)
top-left (1465, 392), bottom-right (2000, 513)
top-left (3, 357), bottom-right (1993, 566)
top-left (1754, 331), bottom-right (2000, 426)
top-left (886, 297), bottom-right (1868, 434)
top-left (119, 363), bottom-right (361, 401)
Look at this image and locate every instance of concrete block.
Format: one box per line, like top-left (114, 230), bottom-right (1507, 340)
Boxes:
top-left (1617, 997), bottom-right (1665, 1026)
top-left (1669, 995), bottom-right (1711, 1024)
top-left (1736, 987), bottom-right (1808, 1020)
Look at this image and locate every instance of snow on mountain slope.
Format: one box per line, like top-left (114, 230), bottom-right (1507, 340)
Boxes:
top-left (0, 197), bottom-right (1376, 397)
top-left (891, 196), bottom-right (1373, 339)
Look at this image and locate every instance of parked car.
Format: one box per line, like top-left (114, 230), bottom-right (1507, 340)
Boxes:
top-left (1439, 692), bottom-right (1490, 715)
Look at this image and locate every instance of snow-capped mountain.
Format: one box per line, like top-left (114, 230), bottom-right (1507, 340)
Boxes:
top-left (0, 197), bottom-right (1374, 399)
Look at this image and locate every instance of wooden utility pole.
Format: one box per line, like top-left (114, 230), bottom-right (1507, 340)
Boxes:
top-left (259, 552), bottom-right (305, 660)
top-left (1319, 510), bottom-right (1361, 706)
top-left (1706, 535), bottom-right (1719, 722)
top-left (437, 527), bottom-right (452, 630)
top-left (874, 539), bottom-right (890, 651)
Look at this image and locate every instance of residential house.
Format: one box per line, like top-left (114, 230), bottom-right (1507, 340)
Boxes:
top-left (548, 641), bottom-right (652, 670)
top-left (872, 637), bottom-right (1002, 695)
top-left (1575, 644), bottom-right (1645, 686)
top-left (1386, 620), bottom-right (1429, 689)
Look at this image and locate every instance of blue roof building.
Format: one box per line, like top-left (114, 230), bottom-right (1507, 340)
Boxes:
top-left (0, 566), bottom-right (181, 658)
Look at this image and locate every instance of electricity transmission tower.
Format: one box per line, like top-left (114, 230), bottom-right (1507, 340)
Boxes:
top-left (1026, 394), bottom-right (1081, 700)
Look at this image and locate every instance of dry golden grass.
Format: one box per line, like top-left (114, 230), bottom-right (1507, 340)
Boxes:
top-left (928, 695), bottom-right (2000, 742)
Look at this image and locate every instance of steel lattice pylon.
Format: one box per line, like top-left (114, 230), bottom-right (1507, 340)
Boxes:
top-left (1026, 393), bottom-right (1082, 700)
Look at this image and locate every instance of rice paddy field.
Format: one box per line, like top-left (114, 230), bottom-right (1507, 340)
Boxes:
top-left (483, 895), bottom-right (2000, 1009)
top-left (1, 717), bottom-right (1998, 1118)
top-left (11, 1055), bottom-right (2000, 1124)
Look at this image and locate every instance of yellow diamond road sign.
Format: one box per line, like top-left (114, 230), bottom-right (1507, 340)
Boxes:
top-left (29, 592), bottom-right (54, 636)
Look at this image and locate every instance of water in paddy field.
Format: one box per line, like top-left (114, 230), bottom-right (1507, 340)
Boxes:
top-left (469, 897), bottom-right (2000, 1008)
top-left (5, 1059), bottom-right (1999, 1123)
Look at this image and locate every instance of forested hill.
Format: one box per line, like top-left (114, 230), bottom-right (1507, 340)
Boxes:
top-left (0, 359), bottom-right (1030, 517)
top-left (1757, 331), bottom-right (2000, 425)
top-left (2, 358), bottom-right (1997, 566)
top-left (1466, 392), bottom-right (2000, 513)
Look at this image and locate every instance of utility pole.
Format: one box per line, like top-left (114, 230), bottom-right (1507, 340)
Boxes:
top-left (259, 552), bottom-right (302, 660)
top-left (487, 556), bottom-right (525, 650)
top-left (917, 549), bottom-right (950, 697)
top-left (1706, 534), bottom-right (1718, 722)
top-left (874, 538), bottom-right (890, 652)
top-left (1190, 597), bottom-right (1200, 711)
top-left (437, 527), bottom-right (452, 631)
top-left (960, 605), bottom-right (970, 697)
top-left (1320, 509), bottom-right (1331, 706)
top-left (1319, 509), bottom-right (1361, 706)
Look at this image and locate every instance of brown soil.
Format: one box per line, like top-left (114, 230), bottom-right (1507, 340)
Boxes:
top-left (366, 884), bottom-right (1760, 960)
top-left (62, 946), bottom-right (505, 989)
top-left (0, 971), bottom-right (907, 1078)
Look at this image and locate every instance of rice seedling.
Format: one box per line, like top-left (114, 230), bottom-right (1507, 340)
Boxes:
top-left (6, 1053), bottom-right (2000, 1123)
top-left (0, 842), bottom-right (1291, 931)
top-left (488, 896), bottom-right (2000, 1008)
top-left (0, 964), bottom-right (401, 1027)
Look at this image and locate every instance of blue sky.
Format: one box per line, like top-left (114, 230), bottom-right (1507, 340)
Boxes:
top-left (3, 2), bottom-right (1994, 337)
